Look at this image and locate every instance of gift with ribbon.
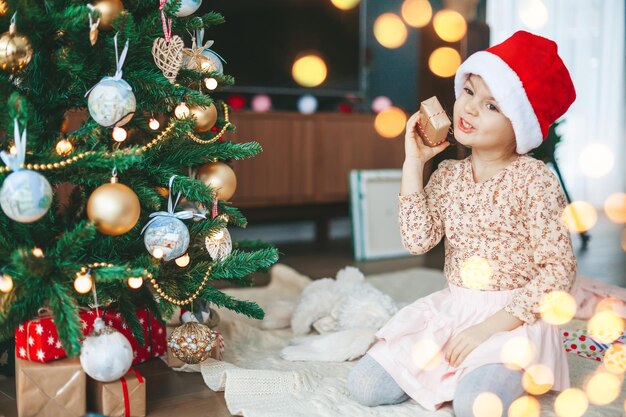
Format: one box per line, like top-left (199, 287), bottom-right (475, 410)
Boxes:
top-left (561, 328), bottom-right (626, 362)
top-left (88, 368), bottom-right (146, 417)
top-left (415, 96), bottom-right (452, 147)
top-left (16, 356), bottom-right (86, 417)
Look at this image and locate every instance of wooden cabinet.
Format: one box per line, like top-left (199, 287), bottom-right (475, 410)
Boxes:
top-left (227, 111), bottom-right (406, 210)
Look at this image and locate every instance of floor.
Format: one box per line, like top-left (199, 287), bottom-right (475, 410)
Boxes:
top-left (0, 214), bottom-right (623, 417)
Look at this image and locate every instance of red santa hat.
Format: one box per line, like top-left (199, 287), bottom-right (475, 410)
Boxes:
top-left (454, 31), bottom-right (576, 154)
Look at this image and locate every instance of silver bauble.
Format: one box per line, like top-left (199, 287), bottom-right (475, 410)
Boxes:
top-left (0, 170), bottom-right (52, 223)
top-left (80, 318), bottom-right (133, 382)
top-left (173, 0), bottom-right (202, 17)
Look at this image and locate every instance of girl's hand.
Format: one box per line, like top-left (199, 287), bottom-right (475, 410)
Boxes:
top-left (404, 111), bottom-right (450, 164)
top-left (444, 323), bottom-right (494, 368)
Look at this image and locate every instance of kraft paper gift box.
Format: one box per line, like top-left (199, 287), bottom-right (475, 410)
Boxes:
top-left (15, 356), bottom-right (86, 417)
top-left (88, 368), bottom-right (146, 417)
top-left (416, 96), bottom-right (451, 147)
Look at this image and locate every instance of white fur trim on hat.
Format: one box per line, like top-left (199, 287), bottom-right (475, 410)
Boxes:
top-left (454, 51), bottom-right (543, 154)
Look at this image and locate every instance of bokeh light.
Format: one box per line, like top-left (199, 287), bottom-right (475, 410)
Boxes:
top-left (587, 310), bottom-right (624, 344)
top-left (330, 0), bottom-right (360, 10)
top-left (56, 139), bottom-right (73, 156)
top-left (401, 0), bottom-right (432, 28)
top-left (508, 396), bottom-right (541, 417)
top-left (0, 274), bottom-right (13, 293)
top-left (518, 0), bottom-right (549, 30)
top-left (128, 276), bottom-right (143, 289)
top-left (584, 372), bottom-right (622, 405)
top-left (297, 94), bottom-right (318, 115)
top-left (373, 13), bottom-right (408, 49)
top-left (604, 343), bottom-right (626, 374)
top-left (604, 192), bottom-right (626, 224)
top-left (539, 291), bottom-right (576, 325)
top-left (148, 118), bottom-right (160, 130)
top-left (428, 47), bottom-right (462, 77)
top-left (112, 127), bottom-right (127, 142)
top-left (175, 253), bottom-right (191, 267)
top-left (371, 96), bottom-right (392, 113)
top-left (411, 338), bottom-right (442, 370)
top-left (175, 102), bottom-right (190, 119)
top-left (433, 10), bottom-right (467, 42)
top-left (554, 388), bottom-right (588, 417)
top-left (460, 256), bottom-right (492, 289)
top-left (74, 274), bottom-right (93, 294)
top-left (292, 54), bottom-right (328, 87)
top-left (579, 143), bottom-right (615, 178)
top-left (472, 392), bottom-right (503, 417)
top-left (251, 94), bottom-right (272, 113)
top-left (205, 77), bottom-right (218, 90)
top-left (561, 201), bottom-right (597, 233)
top-left (501, 337), bottom-right (536, 370)
top-left (522, 364), bottom-right (554, 395)
top-left (374, 106), bottom-right (407, 138)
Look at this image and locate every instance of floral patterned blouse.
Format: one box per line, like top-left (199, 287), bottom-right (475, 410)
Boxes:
top-left (398, 155), bottom-right (577, 324)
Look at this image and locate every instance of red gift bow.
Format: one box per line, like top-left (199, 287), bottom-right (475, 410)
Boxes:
top-left (120, 368), bottom-right (144, 417)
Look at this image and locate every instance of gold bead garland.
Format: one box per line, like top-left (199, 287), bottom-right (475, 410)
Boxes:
top-left (147, 264), bottom-right (213, 306)
top-left (0, 103), bottom-right (231, 173)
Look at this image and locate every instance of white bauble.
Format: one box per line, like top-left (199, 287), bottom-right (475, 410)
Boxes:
top-left (144, 216), bottom-right (190, 261)
top-left (173, 0), bottom-right (202, 17)
top-left (80, 318), bottom-right (133, 382)
top-left (0, 170), bottom-right (52, 223)
top-left (201, 49), bottom-right (223, 73)
top-left (297, 94), bottom-right (318, 115)
top-left (87, 78), bottom-right (136, 127)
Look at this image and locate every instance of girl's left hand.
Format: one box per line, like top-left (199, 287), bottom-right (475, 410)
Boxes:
top-left (444, 323), bottom-right (494, 368)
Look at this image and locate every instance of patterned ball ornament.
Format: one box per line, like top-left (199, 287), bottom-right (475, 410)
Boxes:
top-left (80, 317), bottom-right (133, 382)
top-left (0, 170), bottom-right (52, 223)
top-left (143, 216), bottom-right (189, 261)
top-left (168, 317), bottom-right (218, 364)
top-left (172, 0), bottom-right (202, 17)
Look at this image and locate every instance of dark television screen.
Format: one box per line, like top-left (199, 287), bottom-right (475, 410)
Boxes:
top-left (200, 0), bottom-right (366, 97)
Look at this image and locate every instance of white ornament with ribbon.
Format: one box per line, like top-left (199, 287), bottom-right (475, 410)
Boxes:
top-left (86, 33), bottom-right (136, 127)
top-left (142, 175), bottom-right (205, 261)
top-left (191, 28), bottom-right (225, 74)
top-left (0, 120), bottom-right (53, 223)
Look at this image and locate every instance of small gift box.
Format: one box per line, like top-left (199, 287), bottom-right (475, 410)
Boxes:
top-left (416, 96), bottom-right (451, 147)
top-left (88, 368), bottom-right (146, 417)
top-left (561, 328), bottom-right (626, 362)
top-left (15, 356), bottom-right (86, 417)
top-left (15, 309), bottom-right (96, 363)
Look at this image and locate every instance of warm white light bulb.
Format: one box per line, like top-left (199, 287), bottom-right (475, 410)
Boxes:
top-left (175, 103), bottom-right (190, 119)
top-left (55, 139), bottom-right (74, 156)
top-left (9, 145), bottom-right (17, 155)
top-left (128, 276), bottom-right (143, 289)
top-left (152, 248), bottom-right (164, 259)
top-left (112, 127), bottom-right (127, 142)
top-left (205, 77), bottom-right (218, 90)
top-left (175, 253), bottom-right (190, 267)
top-left (74, 274), bottom-right (93, 294)
top-left (32, 247), bottom-right (44, 258)
top-left (0, 274), bottom-right (13, 293)
top-left (149, 118), bottom-right (160, 130)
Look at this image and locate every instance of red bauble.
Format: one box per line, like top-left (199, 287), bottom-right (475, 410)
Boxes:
top-left (227, 95), bottom-right (246, 111)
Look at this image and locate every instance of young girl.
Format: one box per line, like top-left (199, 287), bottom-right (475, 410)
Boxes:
top-left (347, 31), bottom-right (577, 416)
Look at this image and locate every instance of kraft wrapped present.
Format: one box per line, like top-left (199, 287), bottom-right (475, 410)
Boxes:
top-left (88, 368), bottom-right (146, 417)
top-left (15, 356), bottom-right (86, 417)
top-left (163, 324), bottom-right (225, 368)
top-left (416, 96), bottom-right (452, 147)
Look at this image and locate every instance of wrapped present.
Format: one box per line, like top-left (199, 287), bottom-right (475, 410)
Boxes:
top-left (16, 356), bottom-right (86, 417)
top-left (15, 309), bottom-right (96, 363)
top-left (561, 328), bottom-right (626, 362)
top-left (415, 96), bottom-right (451, 147)
top-left (101, 307), bottom-right (167, 365)
top-left (0, 337), bottom-right (15, 376)
top-left (88, 368), bottom-right (146, 417)
top-left (163, 324), bottom-right (224, 368)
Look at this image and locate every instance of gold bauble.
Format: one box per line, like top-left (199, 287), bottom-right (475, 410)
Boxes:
top-left (87, 177), bottom-right (140, 235)
top-left (189, 103), bottom-right (218, 132)
top-left (0, 22), bottom-right (33, 72)
top-left (167, 321), bottom-right (218, 364)
top-left (93, 0), bottom-right (125, 31)
top-left (197, 162), bottom-right (237, 201)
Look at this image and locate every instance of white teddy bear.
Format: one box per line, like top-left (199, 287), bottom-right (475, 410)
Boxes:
top-left (262, 266), bottom-right (398, 362)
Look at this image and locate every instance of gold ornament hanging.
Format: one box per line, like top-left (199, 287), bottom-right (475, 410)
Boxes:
top-left (87, 173), bottom-right (140, 235)
top-left (197, 162), bottom-right (237, 201)
top-left (189, 103), bottom-right (217, 132)
top-left (90, 0), bottom-right (124, 31)
top-left (0, 15), bottom-right (33, 73)
top-left (167, 320), bottom-right (219, 364)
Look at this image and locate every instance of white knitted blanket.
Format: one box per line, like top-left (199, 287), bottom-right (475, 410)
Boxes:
top-left (178, 265), bottom-right (625, 417)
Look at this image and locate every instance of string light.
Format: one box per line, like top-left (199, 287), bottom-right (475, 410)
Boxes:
top-left (205, 77), bottom-right (218, 90)
top-left (175, 253), bottom-right (190, 267)
top-left (152, 248), bottom-right (164, 259)
top-left (9, 145), bottom-right (17, 155)
top-left (55, 139), bottom-right (73, 156)
top-left (32, 247), bottom-right (44, 258)
top-left (149, 118), bottom-right (160, 130)
top-left (0, 274), bottom-right (13, 293)
top-left (174, 102), bottom-right (190, 119)
top-left (74, 272), bottom-right (93, 294)
top-left (128, 276), bottom-right (143, 289)
top-left (112, 127), bottom-right (128, 142)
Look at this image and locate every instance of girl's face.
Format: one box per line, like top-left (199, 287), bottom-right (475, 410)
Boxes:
top-left (453, 74), bottom-right (517, 155)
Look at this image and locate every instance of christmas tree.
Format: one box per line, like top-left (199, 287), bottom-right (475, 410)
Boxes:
top-left (0, 0), bottom-right (278, 357)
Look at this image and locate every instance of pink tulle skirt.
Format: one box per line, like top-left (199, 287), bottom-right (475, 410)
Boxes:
top-left (368, 284), bottom-right (569, 411)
